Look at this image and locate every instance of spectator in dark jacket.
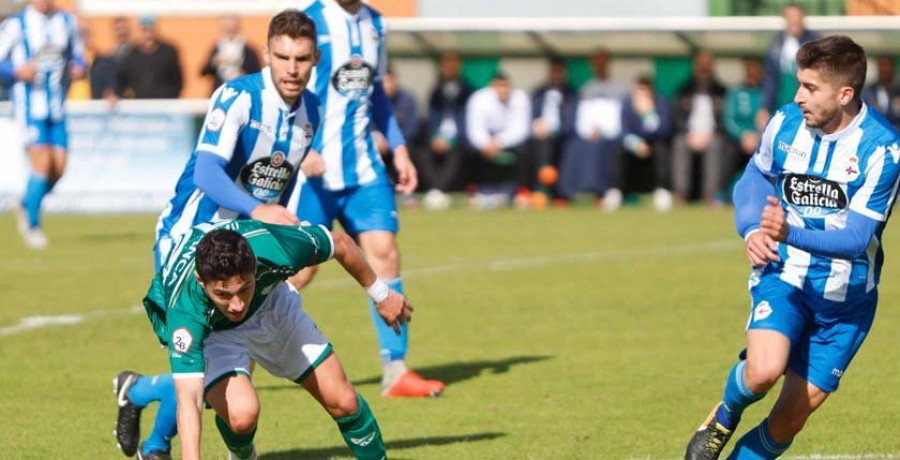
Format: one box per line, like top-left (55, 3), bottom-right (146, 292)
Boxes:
top-left (200, 15), bottom-right (261, 95)
top-left (723, 57), bottom-right (763, 173)
top-left (417, 51), bottom-right (474, 198)
top-left (672, 50), bottom-right (728, 205)
top-left (118, 16), bottom-right (184, 99)
top-left (756, 3), bottom-right (818, 130)
top-left (862, 56), bottom-right (900, 129)
top-left (614, 75), bottom-right (673, 212)
top-left (531, 57), bottom-right (577, 195)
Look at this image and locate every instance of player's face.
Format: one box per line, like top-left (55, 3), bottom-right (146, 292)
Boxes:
top-left (30, 0), bottom-right (52, 14)
top-left (267, 35), bottom-right (319, 104)
top-left (794, 67), bottom-right (851, 131)
top-left (199, 273), bottom-right (256, 323)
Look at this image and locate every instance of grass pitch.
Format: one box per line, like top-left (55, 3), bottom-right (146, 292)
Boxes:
top-left (2, 203), bottom-right (900, 459)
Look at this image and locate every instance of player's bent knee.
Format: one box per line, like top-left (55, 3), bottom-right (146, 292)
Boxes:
top-left (744, 359), bottom-right (783, 390)
top-left (227, 409), bottom-right (260, 434)
top-left (325, 386), bottom-right (359, 419)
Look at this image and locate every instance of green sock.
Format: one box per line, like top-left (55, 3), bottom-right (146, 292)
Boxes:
top-left (336, 393), bottom-right (386, 460)
top-left (215, 414), bottom-right (256, 459)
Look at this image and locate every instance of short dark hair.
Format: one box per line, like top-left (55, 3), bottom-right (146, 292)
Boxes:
top-left (195, 229), bottom-right (257, 282)
top-left (268, 9), bottom-right (317, 46)
top-left (796, 35), bottom-right (867, 99)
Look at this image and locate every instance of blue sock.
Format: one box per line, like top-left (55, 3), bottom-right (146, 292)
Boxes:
top-left (727, 418), bottom-right (793, 459)
top-left (21, 173), bottom-right (48, 229)
top-left (128, 374), bottom-right (178, 454)
top-left (368, 277), bottom-right (409, 365)
top-left (717, 360), bottom-right (766, 431)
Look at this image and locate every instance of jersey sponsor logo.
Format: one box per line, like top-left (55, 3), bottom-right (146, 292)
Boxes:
top-left (753, 301), bottom-right (773, 322)
top-left (350, 431), bottom-right (377, 447)
top-left (249, 119), bottom-right (275, 136)
top-left (207, 108), bottom-right (227, 132)
top-left (172, 327), bottom-right (194, 353)
top-left (331, 54), bottom-right (374, 98)
top-left (778, 141), bottom-right (809, 161)
top-left (34, 44), bottom-right (64, 72)
top-left (781, 174), bottom-right (847, 216)
top-left (240, 152), bottom-right (295, 200)
top-left (220, 87), bottom-right (239, 103)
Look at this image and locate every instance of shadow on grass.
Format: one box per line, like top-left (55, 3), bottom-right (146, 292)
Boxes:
top-left (255, 355), bottom-right (553, 393)
top-left (258, 432), bottom-right (506, 460)
top-left (352, 355), bottom-right (553, 387)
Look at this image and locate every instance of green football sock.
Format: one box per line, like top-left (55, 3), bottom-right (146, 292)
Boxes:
top-left (215, 414), bottom-right (256, 459)
top-left (335, 393), bottom-right (386, 460)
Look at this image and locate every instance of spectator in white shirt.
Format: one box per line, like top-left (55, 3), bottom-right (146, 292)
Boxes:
top-left (465, 72), bottom-right (531, 207)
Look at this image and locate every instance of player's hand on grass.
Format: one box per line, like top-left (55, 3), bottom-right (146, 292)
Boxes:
top-left (392, 145), bottom-right (419, 194)
top-left (14, 61), bottom-right (37, 83)
top-left (251, 203), bottom-right (300, 226)
top-left (760, 196), bottom-right (789, 242)
top-left (375, 289), bottom-right (413, 334)
top-left (745, 230), bottom-right (780, 267)
top-left (301, 150), bottom-right (326, 177)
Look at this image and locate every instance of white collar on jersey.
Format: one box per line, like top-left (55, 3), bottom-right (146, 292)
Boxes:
top-left (327, 0), bottom-right (366, 20)
top-left (813, 102), bottom-right (868, 142)
top-left (262, 67), bottom-right (304, 114)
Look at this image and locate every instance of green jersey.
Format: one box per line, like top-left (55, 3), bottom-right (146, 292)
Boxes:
top-left (723, 85), bottom-right (761, 141)
top-left (141, 220), bottom-right (334, 375)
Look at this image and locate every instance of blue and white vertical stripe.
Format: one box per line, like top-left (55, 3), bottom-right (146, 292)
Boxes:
top-left (753, 103), bottom-right (900, 301)
top-left (0, 6), bottom-right (83, 123)
top-left (305, 0), bottom-right (388, 191)
top-left (155, 68), bottom-right (321, 259)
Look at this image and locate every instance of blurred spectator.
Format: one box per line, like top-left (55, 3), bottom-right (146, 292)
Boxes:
top-left (757, 2), bottom-right (818, 130)
top-left (672, 50), bottom-right (727, 205)
top-left (613, 75), bottom-right (673, 212)
top-left (418, 51), bottom-right (473, 204)
top-left (111, 16), bottom-right (134, 64)
top-left (558, 49), bottom-right (626, 207)
top-left (118, 16), bottom-right (183, 99)
top-left (200, 15), bottom-right (260, 95)
top-left (375, 67), bottom-right (418, 156)
top-left (465, 72), bottom-right (531, 208)
top-left (531, 57), bottom-right (576, 196)
top-left (72, 21), bottom-right (118, 102)
top-left (723, 57), bottom-right (763, 171)
top-left (862, 56), bottom-right (900, 128)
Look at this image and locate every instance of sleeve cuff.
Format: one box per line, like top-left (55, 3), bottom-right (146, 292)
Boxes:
top-left (172, 372), bottom-right (205, 380)
top-left (317, 224), bottom-right (335, 260)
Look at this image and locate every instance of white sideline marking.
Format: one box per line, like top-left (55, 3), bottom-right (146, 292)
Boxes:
top-left (0, 239), bottom-right (736, 338)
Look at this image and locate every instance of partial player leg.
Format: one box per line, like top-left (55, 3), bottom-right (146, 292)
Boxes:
top-left (289, 265), bottom-right (319, 290)
top-left (357, 230), bottom-right (444, 398)
top-left (686, 329), bottom-right (790, 460)
top-left (206, 373), bottom-right (260, 460)
top-left (18, 144), bottom-right (52, 249)
top-left (300, 352), bottom-right (387, 460)
top-left (47, 145), bottom-right (68, 191)
top-left (727, 369), bottom-right (829, 459)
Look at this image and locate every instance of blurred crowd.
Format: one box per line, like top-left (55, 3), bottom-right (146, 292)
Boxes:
top-left (4, 5), bottom-right (900, 212)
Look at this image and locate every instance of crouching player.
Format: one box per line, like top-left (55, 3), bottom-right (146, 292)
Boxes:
top-left (141, 219), bottom-right (405, 459)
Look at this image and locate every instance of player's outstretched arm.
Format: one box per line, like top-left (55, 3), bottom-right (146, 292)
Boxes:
top-left (330, 230), bottom-right (411, 331)
top-left (761, 198), bottom-right (879, 259)
top-left (173, 376), bottom-right (205, 460)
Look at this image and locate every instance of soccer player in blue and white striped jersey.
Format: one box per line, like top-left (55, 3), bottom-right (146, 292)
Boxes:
top-left (686, 36), bottom-right (900, 459)
top-left (289, 0), bottom-right (444, 398)
top-left (0, 0), bottom-right (85, 249)
top-left (113, 11), bottom-right (323, 460)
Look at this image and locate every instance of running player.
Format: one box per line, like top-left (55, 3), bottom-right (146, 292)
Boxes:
top-left (0, 0), bottom-right (85, 249)
top-left (686, 36), bottom-right (900, 459)
top-left (291, 0), bottom-right (444, 398)
top-left (142, 219), bottom-right (407, 460)
top-left (112, 10), bottom-right (320, 460)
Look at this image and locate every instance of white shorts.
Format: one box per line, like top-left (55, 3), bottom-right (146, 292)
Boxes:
top-left (203, 282), bottom-right (331, 390)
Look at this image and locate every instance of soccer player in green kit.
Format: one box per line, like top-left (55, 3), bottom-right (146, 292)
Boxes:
top-left (143, 219), bottom-right (409, 460)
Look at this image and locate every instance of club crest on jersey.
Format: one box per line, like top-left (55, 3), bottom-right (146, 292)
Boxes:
top-left (240, 152), bottom-right (295, 200)
top-left (332, 54), bottom-right (374, 98)
top-left (781, 174), bottom-right (847, 217)
top-left (207, 108), bottom-right (227, 132)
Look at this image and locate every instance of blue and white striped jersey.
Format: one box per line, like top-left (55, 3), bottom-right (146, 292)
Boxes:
top-left (155, 68), bottom-right (321, 247)
top-left (304, 0), bottom-right (389, 191)
top-left (754, 103), bottom-right (900, 301)
top-left (0, 6), bottom-right (84, 122)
